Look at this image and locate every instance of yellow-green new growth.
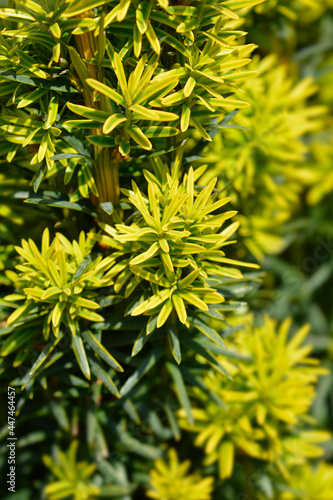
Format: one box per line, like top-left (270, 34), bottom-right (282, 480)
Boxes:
top-left (0, 0), bottom-right (264, 208)
top-left (3, 228), bottom-right (123, 385)
top-left (147, 448), bottom-right (214, 500)
top-left (200, 54), bottom-right (326, 259)
top-left (43, 441), bottom-right (100, 500)
top-left (5, 228), bottom-right (114, 338)
top-left (67, 48), bottom-right (180, 155)
top-left (95, 165), bottom-right (258, 330)
top-left (276, 462), bottom-right (333, 500)
top-left (179, 316), bottom-right (330, 479)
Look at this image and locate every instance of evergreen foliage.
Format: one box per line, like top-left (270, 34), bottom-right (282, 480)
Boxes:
top-left (0, 1), bottom-right (332, 499)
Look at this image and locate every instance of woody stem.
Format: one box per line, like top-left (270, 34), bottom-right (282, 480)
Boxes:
top-left (74, 16), bottom-right (120, 222)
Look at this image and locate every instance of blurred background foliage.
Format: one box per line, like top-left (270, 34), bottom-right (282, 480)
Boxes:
top-left (0, 0), bottom-right (332, 499)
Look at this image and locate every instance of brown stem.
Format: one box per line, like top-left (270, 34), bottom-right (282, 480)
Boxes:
top-left (74, 13), bottom-right (120, 222)
top-left (94, 146), bottom-right (120, 222)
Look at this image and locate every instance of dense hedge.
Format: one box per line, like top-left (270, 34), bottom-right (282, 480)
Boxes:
top-left (0, 1), bottom-right (332, 499)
